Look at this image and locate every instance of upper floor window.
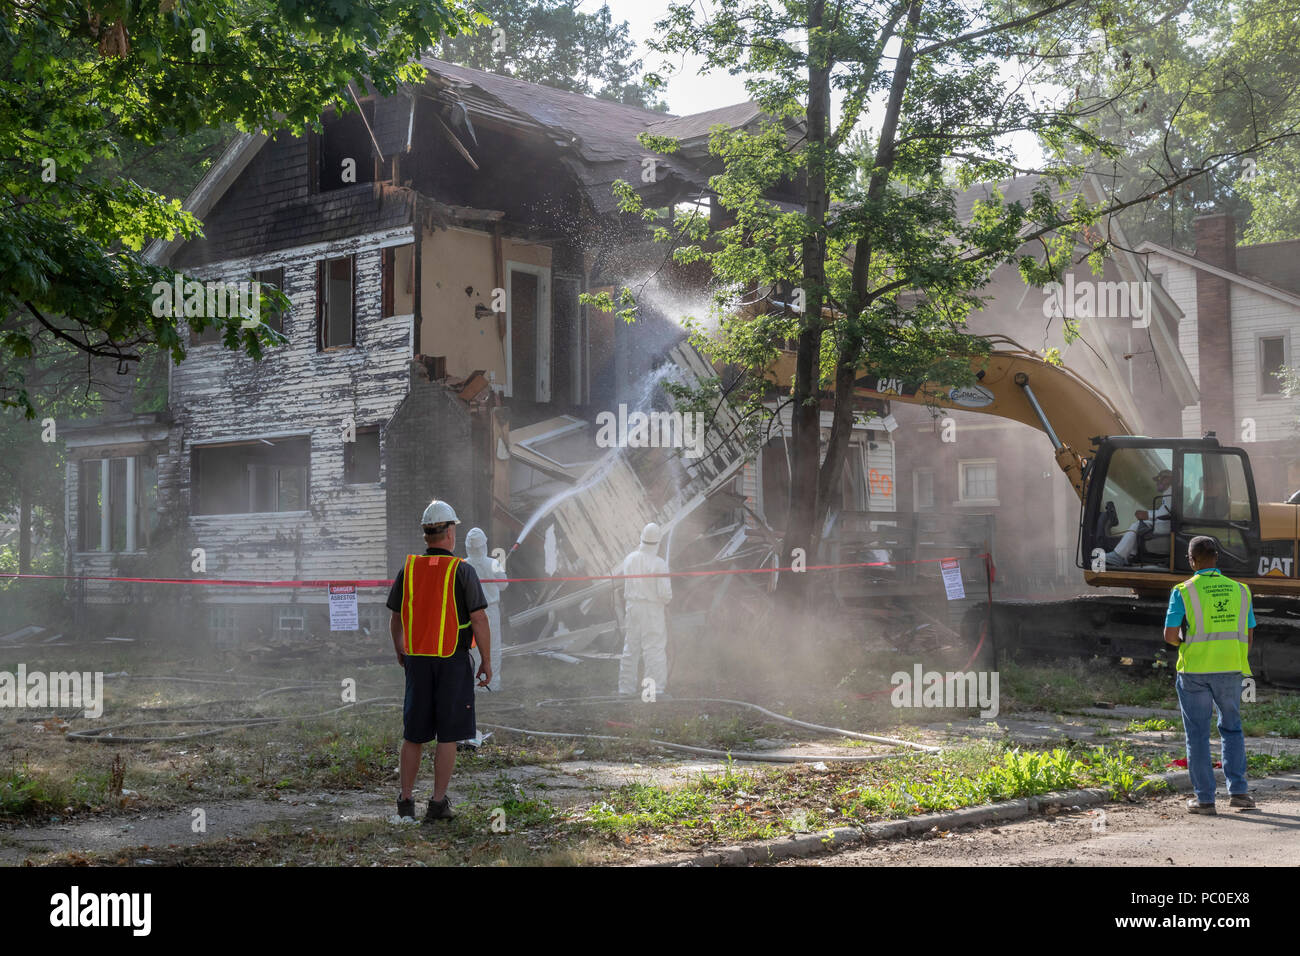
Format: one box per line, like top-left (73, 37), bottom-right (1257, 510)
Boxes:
top-left (1259, 334), bottom-right (1288, 397)
top-left (958, 459), bottom-right (998, 504)
top-left (317, 256), bottom-right (355, 349)
top-left (316, 101), bottom-right (376, 193)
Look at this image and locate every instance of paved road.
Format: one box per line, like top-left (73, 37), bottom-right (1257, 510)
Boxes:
top-left (777, 779), bottom-right (1300, 866)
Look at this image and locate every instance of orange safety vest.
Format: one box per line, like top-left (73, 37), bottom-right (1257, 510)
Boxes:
top-left (400, 554), bottom-right (469, 657)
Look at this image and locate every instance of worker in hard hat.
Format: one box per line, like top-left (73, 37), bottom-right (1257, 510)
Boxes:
top-left (617, 522), bottom-right (673, 698)
top-left (385, 499), bottom-right (492, 823)
top-left (463, 527), bottom-right (506, 692)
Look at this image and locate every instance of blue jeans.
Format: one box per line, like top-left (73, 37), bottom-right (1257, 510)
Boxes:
top-left (1175, 672), bottom-right (1248, 804)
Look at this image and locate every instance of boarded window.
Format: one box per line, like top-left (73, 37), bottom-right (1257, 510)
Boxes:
top-left (318, 102), bottom-right (376, 192)
top-left (1260, 336), bottom-right (1286, 396)
top-left (192, 437), bottom-right (310, 515)
top-left (345, 428), bottom-right (381, 484)
top-left (317, 257), bottom-right (355, 349)
top-left (382, 245), bottom-right (415, 317)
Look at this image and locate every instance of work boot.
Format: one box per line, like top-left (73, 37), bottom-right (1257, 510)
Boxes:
top-left (1229, 793), bottom-right (1257, 809)
top-left (424, 795), bottom-right (456, 822)
top-left (1186, 798), bottom-right (1216, 815)
top-left (396, 795), bottom-right (416, 821)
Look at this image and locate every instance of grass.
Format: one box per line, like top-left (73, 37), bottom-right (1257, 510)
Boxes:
top-left (579, 742), bottom-right (1171, 844)
top-left (997, 658), bottom-right (1177, 714)
top-left (1243, 695), bottom-right (1300, 738)
top-left (1125, 717), bottom-right (1180, 733)
top-left (1246, 752), bottom-right (1300, 776)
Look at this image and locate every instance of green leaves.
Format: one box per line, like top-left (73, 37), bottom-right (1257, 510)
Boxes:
top-left (0, 0), bottom-right (474, 408)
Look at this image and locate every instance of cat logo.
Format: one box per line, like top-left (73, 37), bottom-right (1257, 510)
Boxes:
top-left (1257, 556), bottom-right (1294, 577)
top-left (874, 378), bottom-right (905, 396)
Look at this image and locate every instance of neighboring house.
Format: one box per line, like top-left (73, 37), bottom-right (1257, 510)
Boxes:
top-left (888, 175), bottom-right (1200, 593)
top-left (60, 58), bottom-right (783, 641)
top-left (1139, 214), bottom-right (1300, 503)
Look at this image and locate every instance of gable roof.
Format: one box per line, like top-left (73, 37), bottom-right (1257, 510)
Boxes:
top-left (1137, 240), bottom-right (1300, 311)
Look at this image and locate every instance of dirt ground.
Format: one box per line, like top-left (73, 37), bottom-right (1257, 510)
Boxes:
top-left (2, 630), bottom-right (1297, 866)
top-left (774, 782), bottom-right (1300, 867)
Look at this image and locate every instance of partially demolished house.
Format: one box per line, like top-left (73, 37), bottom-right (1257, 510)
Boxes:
top-left (61, 59), bottom-right (779, 642)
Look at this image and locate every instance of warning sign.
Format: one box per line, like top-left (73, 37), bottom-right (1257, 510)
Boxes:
top-left (328, 584), bottom-right (358, 631)
top-left (940, 558), bottom-right (965, 601)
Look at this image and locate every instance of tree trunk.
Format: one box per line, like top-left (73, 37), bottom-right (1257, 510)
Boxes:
top-left (812, 1), bottom-right (921, 534)
top-left (18, 486), bottom-right (32, 574)
top-left (781, 0), bottom-right (831, 596)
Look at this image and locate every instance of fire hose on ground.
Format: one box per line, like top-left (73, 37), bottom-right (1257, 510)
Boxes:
top-left (60, 676), bottom-right (942, 763)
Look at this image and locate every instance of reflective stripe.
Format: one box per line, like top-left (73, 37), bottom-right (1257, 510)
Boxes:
top-left (1176, 572), bottom-right (1251, 676)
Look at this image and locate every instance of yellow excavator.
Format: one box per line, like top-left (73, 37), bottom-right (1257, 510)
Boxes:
top-left (768, 335), bottom-right (1300, 683)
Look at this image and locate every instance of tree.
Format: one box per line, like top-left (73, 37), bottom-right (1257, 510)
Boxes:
top-left (1, 0), bottom-right (474, 416)
top-left (1027, 0), bottom-right (1300, 248)
top-left (437, 0), bottom-right (666, 108)
top-left (594, 0), bottom-right (1282, 603)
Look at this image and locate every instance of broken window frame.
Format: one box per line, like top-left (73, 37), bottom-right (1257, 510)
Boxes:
top-left (191, 436), bottom-right (311, 516)
top-left (316, 256), bottom-right (356, 350)
top-left (505, 260), bottom-right (552, 401)
top-left (381, 243), bottom-right (416, 318)
top-left (314, 99), bottom-right (377, 194)
top-left (344, 426), bottom-right (382, 485)
top-left (253, 266), bottom-right (288, 336)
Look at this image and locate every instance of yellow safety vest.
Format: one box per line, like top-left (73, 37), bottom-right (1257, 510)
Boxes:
top-left (1174, 571), bottom-right (1252, 676)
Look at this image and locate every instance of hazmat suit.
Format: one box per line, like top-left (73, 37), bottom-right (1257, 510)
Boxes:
top-left (617, 523), bottom-right (672, 697)
top-left (464, 527), bottom-right (506, 692)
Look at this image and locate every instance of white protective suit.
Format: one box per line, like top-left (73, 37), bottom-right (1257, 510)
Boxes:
top-left (464, 527), bottom-right (506, 692)
top-left (617, 526), bottom-right (672, 697)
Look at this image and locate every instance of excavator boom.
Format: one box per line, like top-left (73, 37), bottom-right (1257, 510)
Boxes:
top-left (768, 334), bottom-right (1132, 497)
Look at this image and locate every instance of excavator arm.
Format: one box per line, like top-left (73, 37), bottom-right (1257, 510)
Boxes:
top-left (766, 335), bottom-right (1133, 499)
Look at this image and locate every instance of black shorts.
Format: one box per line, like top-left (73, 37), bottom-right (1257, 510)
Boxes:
top-left (402, 651), bottom-right (476, 744)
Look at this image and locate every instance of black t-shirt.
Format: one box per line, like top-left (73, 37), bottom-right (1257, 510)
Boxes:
top-left (387, 547), bottom-right (488, 654)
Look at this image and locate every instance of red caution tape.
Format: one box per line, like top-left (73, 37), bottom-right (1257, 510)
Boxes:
top-left (0, 553), bottom-right (990, 589)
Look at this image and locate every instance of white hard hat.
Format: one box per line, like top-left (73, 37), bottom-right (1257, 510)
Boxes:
top-left (640, 522), bottom-right (662, 545)
top-left (421, 499), bottom-right (460, 526)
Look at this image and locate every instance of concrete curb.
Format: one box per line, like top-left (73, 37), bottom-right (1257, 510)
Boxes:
top-left (659, 771), bottom-right (1300, 867)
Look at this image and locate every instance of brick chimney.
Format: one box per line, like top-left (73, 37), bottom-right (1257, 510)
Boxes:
top-left (1193, 214), bottom-right (1236, 439)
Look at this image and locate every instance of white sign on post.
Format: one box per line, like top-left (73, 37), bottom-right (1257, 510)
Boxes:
top-left (940, 558), bottom-right (965, 601)
top-left (329, 584), bottom-right (358, 631)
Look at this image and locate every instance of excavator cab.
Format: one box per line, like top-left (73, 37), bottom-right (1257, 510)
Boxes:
top-left (1080, 436), bottom-right (1262, 577)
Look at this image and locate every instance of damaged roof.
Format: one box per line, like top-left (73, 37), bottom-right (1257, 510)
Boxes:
top-left (417, 57), bottom-right (760, 214)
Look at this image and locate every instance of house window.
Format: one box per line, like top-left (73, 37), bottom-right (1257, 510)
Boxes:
top-left (1259, 334), bottom-right (1288, 397)
top-left (958, 459), bottom-right (998, 503)
top-left (275, 606), bottom-right (306, 636)
top-left (913, 468), bottom-right (935, 510)
top-left (506, 261), bottom-right (552, 402)
top-left (77, 455), bottom-right (158, 552)
top-left (253, 267), bottom-right (287, 335)
top-left (344, 428), bottom-right (381, 484)
top-left (317, 101), bottom-right (376, 193)
top-left (381, 244), bottom-right (415, 317)
top-left (209, 606), bottom-right (238, 643)
top-left (192, 437), bottom-right (310, 515)
top-left (317, 256), bottom-right (355, 349)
